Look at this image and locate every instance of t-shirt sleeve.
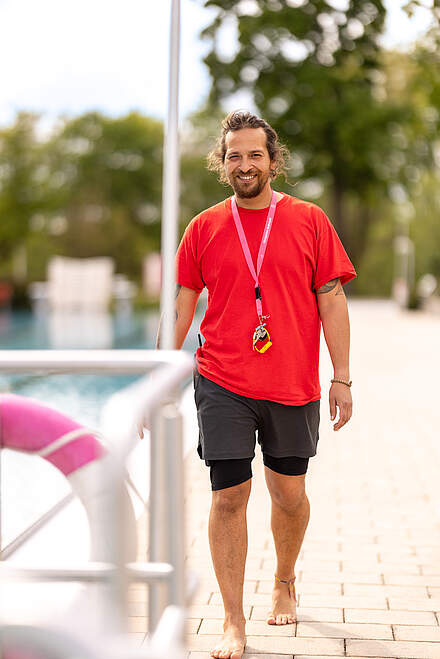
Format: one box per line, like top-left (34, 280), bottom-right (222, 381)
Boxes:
top-left (312, 207), bottom-right (357, 290)
top-left (175, 218), bottom-right (205, 293)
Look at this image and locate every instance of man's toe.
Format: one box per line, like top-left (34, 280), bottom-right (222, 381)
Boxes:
top-left (267, 613), bottom-right (276, 625)
top-left (230, 650), bottom-right (244, 659)
top-left (287, 615), bottom-right (296, 624)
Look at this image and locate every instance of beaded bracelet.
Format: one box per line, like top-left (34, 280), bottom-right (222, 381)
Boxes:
top-left (331, 378), bottom-right (352, 387)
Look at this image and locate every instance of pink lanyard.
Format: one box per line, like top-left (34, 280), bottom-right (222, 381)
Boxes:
top-left (231, 190), bottom-right (277, 324)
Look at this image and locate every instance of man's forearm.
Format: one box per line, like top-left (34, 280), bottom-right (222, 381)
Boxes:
top-left (155, 313), bottom-right (191, 349)
top-left (155, 284), bottom-right (199, 349)
top-left (319, 299), bottom-right (351, 379)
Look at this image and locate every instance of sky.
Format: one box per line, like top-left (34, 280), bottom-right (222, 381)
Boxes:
top-left (0, 0), bottom-right (435, 131)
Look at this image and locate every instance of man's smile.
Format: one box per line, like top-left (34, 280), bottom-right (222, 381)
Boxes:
top-left (236, 173), bottom-right (258, 181)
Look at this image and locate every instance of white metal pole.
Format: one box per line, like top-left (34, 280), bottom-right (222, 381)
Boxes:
top-left (148, 407), bottom-right (170, 630)
top-left (148, 403), bottom-right (185, 634)
top-left (165, 407), bottom-right (186, 614)
top-left (160, 0), bottom-right (181, 350)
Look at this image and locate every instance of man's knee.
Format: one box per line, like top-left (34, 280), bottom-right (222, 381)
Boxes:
top-left (268, 474), bottom-right (307, 515)
top-left (211, 480), bottom-right (251, 515)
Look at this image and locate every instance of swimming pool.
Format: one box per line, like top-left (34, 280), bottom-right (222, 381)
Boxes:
top-left (0, 306), bottom-right (203, 551)
top-left (0, 310), bottom-right (154, 423)
top-left (0, 308), bottom-right (202, 422)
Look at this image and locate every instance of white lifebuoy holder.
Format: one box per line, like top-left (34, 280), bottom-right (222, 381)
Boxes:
top-left (0, 393), bottom-right (137, 564)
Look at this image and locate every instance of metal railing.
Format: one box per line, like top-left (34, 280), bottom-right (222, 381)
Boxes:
top-left (0, 349), bottom-right (194, 659)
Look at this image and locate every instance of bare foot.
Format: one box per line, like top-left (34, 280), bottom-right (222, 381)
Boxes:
top-left (210, 617), bottom-right (246, 659)
top-left (267, 576), bottom-right (296, 625)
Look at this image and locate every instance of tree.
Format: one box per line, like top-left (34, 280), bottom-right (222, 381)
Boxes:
top-left (180, 106), bottom-right (230, 226)
top-left (35, 112), bottom-right (164, 279)
top-left (0, 113), bottom-right (43, 263)
top-left (0, 111), bottom-right (166, 282)
top-left (199, 0), bottom-right (439, 269)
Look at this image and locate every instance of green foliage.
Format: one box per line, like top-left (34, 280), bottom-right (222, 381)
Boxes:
top-left (1, 0), bottom-right (440, 301)
top-left (180, 106), bottom-right (229, 228)
top-left (0, 107), bottom-right (227, 285)
top-left (0, 113), bottom-right (44, 261)
top-left (411, 171), bottom-right (440, 281)
top-left (0, 111), bottom-right (165, 282)
top-left (199, 0), bottom-right (440, 287)
top-left (353, 204), bottom-right (395, 297)
top-left (45, 112), bottom-right (164, 278)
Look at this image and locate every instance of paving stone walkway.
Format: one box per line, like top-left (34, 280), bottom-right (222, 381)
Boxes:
top-left (131, 299), bottom-right (440, 658)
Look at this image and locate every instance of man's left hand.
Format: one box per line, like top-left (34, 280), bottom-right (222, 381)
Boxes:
top-left (329, 382), bottom-right (352, 431)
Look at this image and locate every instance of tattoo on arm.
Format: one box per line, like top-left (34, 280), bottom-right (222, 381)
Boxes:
top-left (317, 278), bottom-right (338, 293)
top-left (316, 278), bottom-right (345, 296)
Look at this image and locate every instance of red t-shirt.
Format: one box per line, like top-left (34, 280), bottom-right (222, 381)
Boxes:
top-left (176, 193), bottom-right (356, 405)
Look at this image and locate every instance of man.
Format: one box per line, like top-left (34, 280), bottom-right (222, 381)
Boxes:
top-left (160, 111), bottom-right (356, 659)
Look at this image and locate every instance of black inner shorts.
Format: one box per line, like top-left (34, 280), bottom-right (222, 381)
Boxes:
top-left (193, 370), bottom-right (319, 490)
top-left (207, 454), bottom-right (309, 491)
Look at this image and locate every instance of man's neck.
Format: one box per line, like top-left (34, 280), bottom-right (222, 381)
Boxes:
top-left (235, 184), bottom-right (274, 209)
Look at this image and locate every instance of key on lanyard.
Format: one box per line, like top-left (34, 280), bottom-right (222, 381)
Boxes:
top-left (252, 322), bottom-right (272, 354)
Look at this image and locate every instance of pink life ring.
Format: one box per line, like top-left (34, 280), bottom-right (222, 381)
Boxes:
top-left (0, 393), bottom-right (105, 474)
top-left (0, 392), bottom-right (137, 642)
top-left (0, 393), bottom-right (137, 564)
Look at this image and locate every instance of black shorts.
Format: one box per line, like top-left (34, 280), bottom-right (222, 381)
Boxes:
top-left (193, 369), bottom-right (320, 490)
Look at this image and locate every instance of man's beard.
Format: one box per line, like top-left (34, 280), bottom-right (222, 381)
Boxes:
top-left (229, 170), bottom-right (270, 199)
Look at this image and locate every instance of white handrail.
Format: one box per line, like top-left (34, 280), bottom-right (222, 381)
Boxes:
top-left (0, 348), bottom-right (193, 652)
top-left (1, 0), bottom-right (186, 653)
top-left (0, 349), bottom-right (188, 373)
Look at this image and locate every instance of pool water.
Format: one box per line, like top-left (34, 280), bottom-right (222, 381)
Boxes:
top-left (0, 310), bottom-right (157, 426)
top-left (0, 306), bottom-right (204, 550)
top-left (0, 308), bottom-right (202, 424)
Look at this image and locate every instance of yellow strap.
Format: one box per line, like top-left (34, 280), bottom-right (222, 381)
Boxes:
top-left (258, 340), bottom-right (272, 353)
